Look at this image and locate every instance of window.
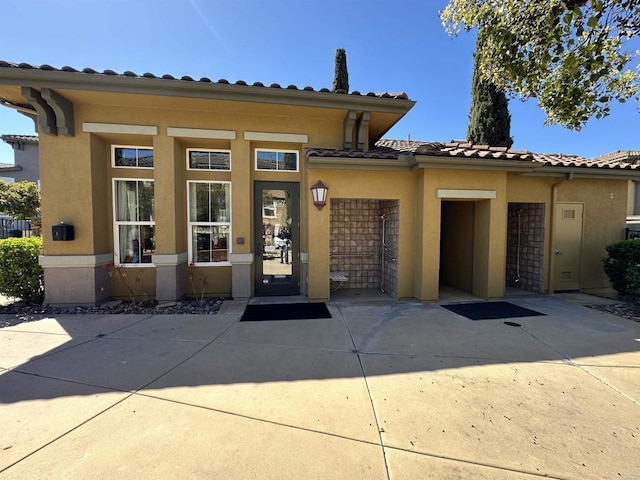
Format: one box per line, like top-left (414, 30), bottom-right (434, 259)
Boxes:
top-left (255, 149), bottom-right (298, 171)
top-left (113, 179), bottom-right (155, 265)
top-left (188, 181), bottom-right (231, 264)
top-left (187, 149), bottom-right (231, 171)
top-left (112, 146), bottom-right (154, 168)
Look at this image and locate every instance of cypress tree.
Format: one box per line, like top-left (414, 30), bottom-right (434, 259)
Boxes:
top-left (332, 48), bottom-right (349, 93)
top-left (467, 35), bottom-right (513, 148)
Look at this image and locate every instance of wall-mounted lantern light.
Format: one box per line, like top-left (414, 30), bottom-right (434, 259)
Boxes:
top-left (311, 180), bottom-right (329, 210)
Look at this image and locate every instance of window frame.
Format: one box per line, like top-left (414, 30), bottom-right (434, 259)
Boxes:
top-left (111, 145), bottom-right (154, 169)
top-left (112, 177), bottom-right (155, 267)
top-left (186, 148), bottom-right (232, 171)
top-left (187, 180), bottom-right (232, 266)
top-left (254, 149), bottom-right (299, 172)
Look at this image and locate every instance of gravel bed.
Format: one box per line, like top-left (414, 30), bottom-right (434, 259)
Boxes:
top-left (586, 302), bottom-right (640, 322)
top-left (0, 297), bottom-right (227, 329)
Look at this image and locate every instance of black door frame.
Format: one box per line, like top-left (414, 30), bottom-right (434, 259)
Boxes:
top-left (254, 181), bottom-right (300, 296)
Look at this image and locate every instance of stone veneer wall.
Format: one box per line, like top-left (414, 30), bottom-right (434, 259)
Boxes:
top-left (506, 203), bottom-right (545, 292)
top-left (329, 198), bottom-right (399, 296)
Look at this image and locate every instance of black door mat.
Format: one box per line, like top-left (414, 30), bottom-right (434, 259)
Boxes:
top-left (442, 301), bottom-right (544, 321)
top-left (240, 302), bottom-right (332, 321)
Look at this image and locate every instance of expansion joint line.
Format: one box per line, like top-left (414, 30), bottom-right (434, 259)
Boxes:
top-left (335, 303), bottom-right (391, 480)
top-left (522, 327), bottom-right (640, 407)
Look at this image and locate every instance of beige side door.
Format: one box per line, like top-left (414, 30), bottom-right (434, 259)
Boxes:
top-left (553, 203), bottom-right (584, 291)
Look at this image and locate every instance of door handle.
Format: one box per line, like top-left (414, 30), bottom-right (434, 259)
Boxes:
top-left (554, 250), bottom-right (561, 255)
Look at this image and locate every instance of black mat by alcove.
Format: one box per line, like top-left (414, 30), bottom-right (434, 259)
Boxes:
top-left (442, 301), bottom-right (544, 321)
top-left (240, 302), bottom-right (332, 321)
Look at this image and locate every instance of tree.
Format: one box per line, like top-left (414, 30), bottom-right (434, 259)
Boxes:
top-left (332, 48), bottom-right (349, 93)
top-left (441, 0), bottom-right (640, 130)
top-left (467, 34), bottom-right (514, 148)
top-left (0, 180), bottom-right (40, 219)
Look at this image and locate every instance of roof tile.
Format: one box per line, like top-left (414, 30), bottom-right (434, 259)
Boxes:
top-left (308, 139), bottom-right (640, 171)
top-left (1, 134), bottom-right (38, 144)
top-left (0, 60), bottom-right (412, 101)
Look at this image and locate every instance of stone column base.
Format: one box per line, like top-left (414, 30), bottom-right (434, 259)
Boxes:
top-left (152, 253), bottom-right (188, 302)
top-left (229, 253), bottom-right (254, 300)
top-left (39, 254), bottom-right (112, 306)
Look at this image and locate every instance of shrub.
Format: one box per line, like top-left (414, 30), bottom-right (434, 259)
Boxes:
top-left (623, 263), bottom-right (640, 307)
top-left (0, 236), bottom-right (43, 303)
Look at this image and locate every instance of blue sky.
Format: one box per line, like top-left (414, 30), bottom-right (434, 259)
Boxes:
top-left (0, 0), bottom-right (638, 165)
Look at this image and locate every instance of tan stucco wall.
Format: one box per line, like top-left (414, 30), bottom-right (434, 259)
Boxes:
top-left (419, 169), bottom-right (507, 301)
top-left (35, 88), bottom-right (631, 303)
top-left (507, 174), bottom-right (627, 294)
top-left (305, 169), bottom-right (417, 301)
top-left (558, 178), bottom-right (627, 293)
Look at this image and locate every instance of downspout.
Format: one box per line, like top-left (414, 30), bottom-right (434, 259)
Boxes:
top-left (548, 172), bottom-right (574, 294)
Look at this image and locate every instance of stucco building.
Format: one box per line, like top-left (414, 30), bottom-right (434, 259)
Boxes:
top-left (0, 134), bottom-right (39, 183)
top-left (0, 60), bottom-right (638, 306)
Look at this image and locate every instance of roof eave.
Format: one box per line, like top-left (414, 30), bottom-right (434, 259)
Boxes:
top-left (307, 154), bottom-right (414, 171)
top-left (0, 68), bottom-right (415, 114)
top-left (415, 155), bottom-right (536, 172)
top-left (522, 166), bottom-right (640, 180)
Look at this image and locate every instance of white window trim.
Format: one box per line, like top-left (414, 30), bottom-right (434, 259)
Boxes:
top-left (113, 177), bottom-right (155, 267)
top-left (254, 149), bottom-right (299, 172)
top-left (187, 180), bottom-right (232, 266)
top-left (111, 145), bottom-right (154, 169)
top-left (186, 148), bottom-right (232, 172)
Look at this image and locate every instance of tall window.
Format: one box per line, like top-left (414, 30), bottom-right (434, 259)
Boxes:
top-left (255, 149), bottom-right (298, 171)
top-left (113, 179), bottom-right (155, 265)
top-left (187, 149), bottom-right (231, 171)
top-left (188, 181), bottom-right (231, 264)
top-left (112, 146), bottom-right (154, 168)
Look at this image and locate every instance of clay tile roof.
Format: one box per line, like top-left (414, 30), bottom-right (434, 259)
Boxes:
top-left (305, 145), bottom-right (404, 160)
top-left (1, 134), bottom-right (39, 144)
top-left (593, 150), bottom-right (640, 165)
top-left (0, 60), bottom-right (411, 101)
top-left (308, 139), bottom-right (640, 171)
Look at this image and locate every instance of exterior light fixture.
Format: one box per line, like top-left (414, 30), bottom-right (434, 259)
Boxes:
top-left (311, 180), bottom-right (329, 210)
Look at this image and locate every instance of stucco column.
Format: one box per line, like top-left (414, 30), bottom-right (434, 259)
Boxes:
top-left (39, 133), bottom-right (112, 306)
top-left (153, 135), bottom-right (187, 301)
top-left (415, 172), bottom-right (441, 303)
top-left (307, 201), bottom-right (330, 302)
top-left (230, 139), bottom-right (253, 298)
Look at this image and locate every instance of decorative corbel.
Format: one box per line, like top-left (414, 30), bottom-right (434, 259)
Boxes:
top-left (343, 110), bottom-right (357, 149)
top-left (356, 111), bottom-right (370, 151)
top-left (41, 88), bottom-right (75, 136)
top-left (21, 87), bottom-right (57, 135)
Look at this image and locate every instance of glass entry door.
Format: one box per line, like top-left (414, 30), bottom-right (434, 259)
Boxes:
top-left (254, 181), bottom-right (300, 296)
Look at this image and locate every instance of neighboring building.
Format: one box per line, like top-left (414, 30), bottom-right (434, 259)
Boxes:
top-left (592, 150), bottom-right (640, 235)
top-left (0, 60), bottom-right (639, 306)
top-left (0, 134), bottom-right (39, 183)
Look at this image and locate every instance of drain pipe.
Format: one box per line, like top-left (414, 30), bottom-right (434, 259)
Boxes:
top-left (548, 173), bottom-right (574, 294)
top-left (380, 213), bottom-right (387, 292)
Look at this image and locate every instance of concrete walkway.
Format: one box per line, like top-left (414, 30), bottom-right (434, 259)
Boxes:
top-left (0, 293), bottom-right (639, 479)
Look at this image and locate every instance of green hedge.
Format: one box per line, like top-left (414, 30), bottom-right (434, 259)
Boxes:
top-left (603, 239), bottom-right (640, 304)
top-left (0, 236), bottom-right (43, 304)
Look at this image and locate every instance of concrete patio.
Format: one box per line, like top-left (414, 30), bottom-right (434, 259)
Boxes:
top-left (0, 292), bottom-right (639, 479)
